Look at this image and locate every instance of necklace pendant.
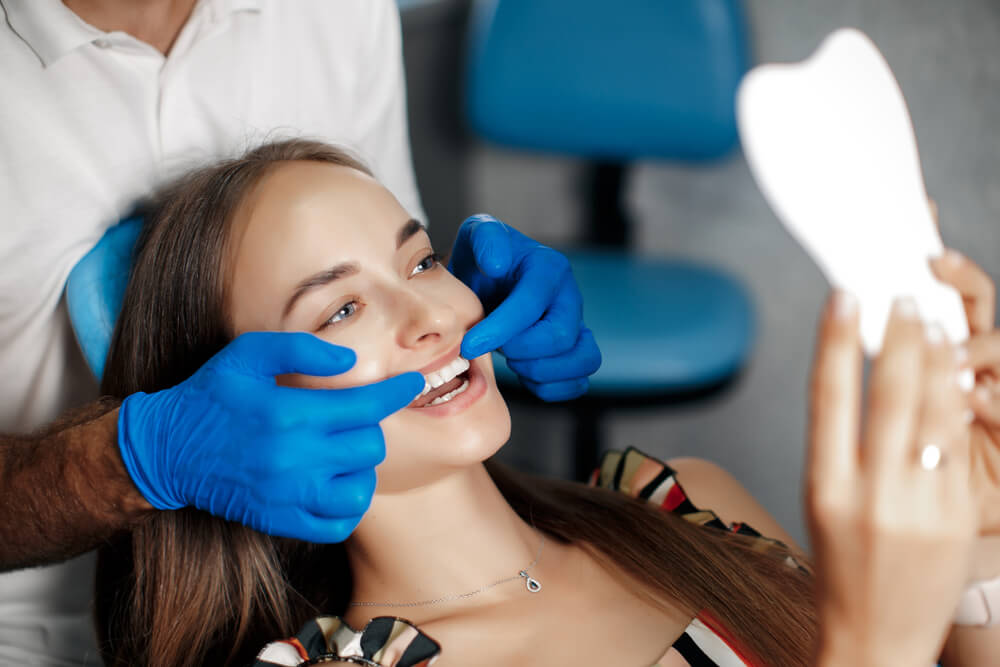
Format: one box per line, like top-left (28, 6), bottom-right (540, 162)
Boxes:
top-left (519, 570), bottom-right (542, 593)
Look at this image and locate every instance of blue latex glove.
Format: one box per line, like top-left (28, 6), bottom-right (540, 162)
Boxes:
top-left (117, 331), bottom-right (424, 542)
top-left (449, 214), bottom-right (601, 401)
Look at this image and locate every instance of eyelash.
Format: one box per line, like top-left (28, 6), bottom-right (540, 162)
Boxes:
top-left (319, 252), bottom-right (441, 330)
top-left (411, 252), bottom-right (442, 276)
top-left (322, 300), bottom-right (360, 329)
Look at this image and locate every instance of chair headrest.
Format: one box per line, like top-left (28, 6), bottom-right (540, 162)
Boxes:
top-left (66, 217), bottom-right (144, 382)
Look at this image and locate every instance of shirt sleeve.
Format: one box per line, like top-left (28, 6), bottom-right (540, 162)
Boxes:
top-left (352, 0), bottom-right (428, 226)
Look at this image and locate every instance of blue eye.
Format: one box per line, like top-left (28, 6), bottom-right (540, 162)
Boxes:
top-left (323, 301), bottom-right (359, 328)
top-left (411, 252), bottom-right (441, 276)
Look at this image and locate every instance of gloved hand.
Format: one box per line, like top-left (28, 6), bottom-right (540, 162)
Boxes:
top-left (117, 331), bottom-right (424, 542)
top-left (449, 214), bottom-right (601, 401)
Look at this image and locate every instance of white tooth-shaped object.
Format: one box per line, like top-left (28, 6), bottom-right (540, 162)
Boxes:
top-left (423, 356), bottom-right (471, 390)
top-left (426, 370), bottom-right (446, 389)
top-left (737, 28), bottom-right (967, 355)
top-left (428, 379), bottom-right (470, 406)
top-left (450, 357), bottom-right (470, 379)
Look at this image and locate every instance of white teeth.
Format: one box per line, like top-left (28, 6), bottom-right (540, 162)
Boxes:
top-left (428, 379), bottom-right (470, 406)
top-left (420, 356), bottom-right (470, 395)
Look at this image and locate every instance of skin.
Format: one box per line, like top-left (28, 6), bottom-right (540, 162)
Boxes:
top-left (225, 161), bottom-right (702, 665)
top-left (808, 293), bottom-right (977, 666)
top-left (62, 0), bottom-right (197, 55)
top-left (807, 248), bottom-right (1000, 667)
top-left (929, 251), bottom-right (1000, 665)
top-left (0, 401), bottom-right (149, 570)
top-left (225, 160), bottom-right (1000, 665)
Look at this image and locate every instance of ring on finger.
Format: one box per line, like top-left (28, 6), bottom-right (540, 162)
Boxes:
top-left (919, 443), bottom-right (944, 471)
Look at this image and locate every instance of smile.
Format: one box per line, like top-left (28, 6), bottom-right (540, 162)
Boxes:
top-left (407, 352), bottom-right (489, 416)
top-left (412, 355), bottom-right (471, 407)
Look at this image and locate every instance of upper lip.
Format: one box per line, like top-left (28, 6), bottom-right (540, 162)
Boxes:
top-left (417, 342), bottom-right (464, 376)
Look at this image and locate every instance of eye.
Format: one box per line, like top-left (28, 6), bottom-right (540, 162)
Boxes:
top-left (410, 252), bottom-right (442, 277)
top-left (321, 300), bottom-right (360, 329)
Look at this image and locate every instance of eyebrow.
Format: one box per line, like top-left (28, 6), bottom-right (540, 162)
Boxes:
top-left (283, 262), bottom-right (360, 319)
top-left (282, 218), bottom-right (426, 319)
top-left (397, 218), bottom-right (425, 249)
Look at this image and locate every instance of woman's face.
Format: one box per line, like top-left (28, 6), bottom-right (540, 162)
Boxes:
top-left (226, 160), bottom-right (511, 493)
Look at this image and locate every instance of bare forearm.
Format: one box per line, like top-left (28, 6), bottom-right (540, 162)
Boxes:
top-left (0, 399), bottom-right (153, 571)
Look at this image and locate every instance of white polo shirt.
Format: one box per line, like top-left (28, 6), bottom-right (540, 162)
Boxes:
top-left (0, 0), bottom-right (424, 663)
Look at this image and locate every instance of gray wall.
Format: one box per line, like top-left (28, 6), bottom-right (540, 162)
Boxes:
top-left (404, 0), bottom-right (1000, 545)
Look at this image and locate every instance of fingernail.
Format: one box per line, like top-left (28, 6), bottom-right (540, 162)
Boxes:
top-left (959, 369), bottom-right (975, 393)
top-left (925, 322), bottom-right (945, 345)
top-left (944, 249), bottom-right (964, 267)
top-left (964, 409), bottom-right (976, 425)
top-left (833, 291), bottom-right (858, 319)
top-left (894, 296), bottom-right (919, 320)
top-left (955, 345), bottom-right (969, 365)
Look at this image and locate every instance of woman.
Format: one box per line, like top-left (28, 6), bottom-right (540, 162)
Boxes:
top-left (95, 140), bottom-right (994, 666)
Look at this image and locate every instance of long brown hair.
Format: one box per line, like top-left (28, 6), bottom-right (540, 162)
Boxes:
top-left (96, 139), bottom-right (816, 666)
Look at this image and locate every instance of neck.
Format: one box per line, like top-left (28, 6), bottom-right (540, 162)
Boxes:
top-left (345, 464), bottom-right (547, 624)
top-left (63, 0), bottom-right (198, 55)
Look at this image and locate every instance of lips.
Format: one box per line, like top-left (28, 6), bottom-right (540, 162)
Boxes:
top-left (410, 374), bottom-right (470, 408)
top-left (408, 353), bottom-right (471, 408)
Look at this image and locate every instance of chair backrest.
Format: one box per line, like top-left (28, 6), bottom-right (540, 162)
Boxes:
top-left (465, 0), bottom-right (751, 161)
top-left (65, 217), bottom-right (144, 381)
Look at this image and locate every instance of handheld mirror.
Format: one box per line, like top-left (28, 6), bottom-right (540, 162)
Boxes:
top-left (737, 28), bottom-right (967, 355)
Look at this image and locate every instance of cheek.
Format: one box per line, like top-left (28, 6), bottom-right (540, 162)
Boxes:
top-left (437, 271), bottom-right (486, 325)
top-left (278, 355), bottom-right (389, 390)
top-left (279, 272), bottom-right (485, 390)
top-left (276, 336), bottom-right (394, 390)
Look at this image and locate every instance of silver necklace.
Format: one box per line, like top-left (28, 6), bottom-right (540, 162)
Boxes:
top-left (349, 534), bottom-right (545, 608)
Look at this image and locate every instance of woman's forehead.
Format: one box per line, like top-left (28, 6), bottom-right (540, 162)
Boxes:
top-left (233, 161), bottom-right (407, 260)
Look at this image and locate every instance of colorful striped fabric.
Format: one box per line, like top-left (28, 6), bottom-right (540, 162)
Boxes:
top-left (252, 447), bottom-right (798, 666)
top-left (251, 615), bottom-right (439, 666)
top-left (593, 447), bottom-right (785, 666)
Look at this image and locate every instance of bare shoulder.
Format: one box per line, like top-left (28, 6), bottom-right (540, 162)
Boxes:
top-left (667, 456), bottom-right (803, 553)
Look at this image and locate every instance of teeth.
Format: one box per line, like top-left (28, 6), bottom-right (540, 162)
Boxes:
top-left (420, 356), bottom-right (470, 395)
top-left (428, 379), bottom-right (470, 405)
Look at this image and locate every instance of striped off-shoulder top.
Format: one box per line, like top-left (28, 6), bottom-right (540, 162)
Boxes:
top-left (251, 447), bottom-right (801, 667)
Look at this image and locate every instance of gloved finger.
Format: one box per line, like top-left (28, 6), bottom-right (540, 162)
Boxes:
top-left (506, 329), bottom-right (601, 383)
top-left (269, 371), bottom-right (425, 431)
top-left (298, 467), bottom-right (378, 520)
top-left (500, 278), bottom-right (584, 360)
top-left (461, 248), bottom-right (570, 359)
top-left (262, 507), bottom-right (366, 543)
top-left (224, 331), bottom-right (357, 379)
top-left (466, 214), bottom-right (514, 279)
top-left (449, 214), bottom-right (509, 282)
top-left (520, 377), bottom-right (590, 402)
top-left (264, 426), bottom-right (387, 475)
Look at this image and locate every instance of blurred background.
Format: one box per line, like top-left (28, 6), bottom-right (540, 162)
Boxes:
top-left (399, 0), bottom-right (1000, 546)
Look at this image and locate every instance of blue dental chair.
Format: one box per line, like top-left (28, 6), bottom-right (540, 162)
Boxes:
top-left (466, 0), bottom-right (756, 479)
top-left (66, 216), bottom-right (144, 382)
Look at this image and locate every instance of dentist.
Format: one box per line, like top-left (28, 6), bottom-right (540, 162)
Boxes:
top-left (0, 0), bottom-right (600, 664)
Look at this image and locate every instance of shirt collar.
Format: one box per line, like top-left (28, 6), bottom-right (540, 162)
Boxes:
top-left (2, 0), bottom-right (263, 68)
top-left (2, 0), bottom-right (102, 67)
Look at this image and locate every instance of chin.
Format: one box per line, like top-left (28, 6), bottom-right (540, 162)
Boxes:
top-left (376, 367), bottom-right (511, 493)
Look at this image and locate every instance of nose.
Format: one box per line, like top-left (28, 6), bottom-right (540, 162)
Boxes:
top-left (396, 286), bottom-right (460, 349)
